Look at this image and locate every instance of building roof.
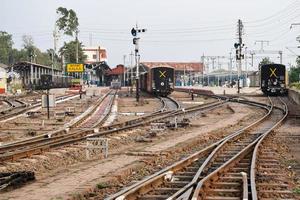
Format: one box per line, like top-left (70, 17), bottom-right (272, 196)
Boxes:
top-left (107, 64), bottom-right (124, 75)
top-left (141, 62), bottom-right (203, 72)
top-left (12, 61), bottom-right (61, 71)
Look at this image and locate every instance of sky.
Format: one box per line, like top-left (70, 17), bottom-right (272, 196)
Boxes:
top-left (1, 0), bottom-right (300, 71)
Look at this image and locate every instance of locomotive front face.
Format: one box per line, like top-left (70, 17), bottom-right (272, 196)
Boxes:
top-left (152, 67), bottom-right (174, 96)
top-left (261, 64), bottom-right (286, 95)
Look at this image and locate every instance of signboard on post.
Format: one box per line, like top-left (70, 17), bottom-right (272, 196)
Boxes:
top-left (66, 63), bottom-right (84, 72)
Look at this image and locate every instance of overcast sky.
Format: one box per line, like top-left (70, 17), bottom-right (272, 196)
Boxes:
top-left (1, 0), bottom-right (300, 70)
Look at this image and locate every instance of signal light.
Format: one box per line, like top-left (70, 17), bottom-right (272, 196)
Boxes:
top-left (131, 28), bottom-right (137, 36)
top-left (133, 38), bottom-right (138, 44)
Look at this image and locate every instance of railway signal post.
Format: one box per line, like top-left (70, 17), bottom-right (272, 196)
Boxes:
top-left (235, 19), bottom-right (244, 94)
top-left (131, 25), bottom-right (146, 102)
top-left (41, 74), bottom-right (52, 119)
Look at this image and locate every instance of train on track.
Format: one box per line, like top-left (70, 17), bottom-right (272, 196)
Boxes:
top-left (140, 65), bottom-right (175, 96)
top-left (260, 64), bottom-right (287, 95)
top-left (39, 75), bottom-right (75, 90)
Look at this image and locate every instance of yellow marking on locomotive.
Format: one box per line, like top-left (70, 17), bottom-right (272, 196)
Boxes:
top-left (159, 70), bottom-right (166, 78)
top-left (270, 68), bottom-right (278, 78)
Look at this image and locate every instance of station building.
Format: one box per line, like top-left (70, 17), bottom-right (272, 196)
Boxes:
top-left (83, 46), bottom-right (111, 86)
top-left (0, 63), bottom-right (7, 94)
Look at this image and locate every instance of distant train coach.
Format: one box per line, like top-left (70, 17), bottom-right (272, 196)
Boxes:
top-left (140, 66), bottom-right (175, 96)
top-left (260, 64), bottom-right (287, 95)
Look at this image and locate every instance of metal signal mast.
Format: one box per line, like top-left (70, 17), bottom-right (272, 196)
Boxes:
top-left (234, 19), bottom-right (245, 94)
top-left (131, 24), bottom-right (147, 102)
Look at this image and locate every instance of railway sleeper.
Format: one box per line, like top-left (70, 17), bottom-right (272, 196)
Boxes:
top-left (258, 163), bottom-right (281, 168)
top-left (204, 195), bottom-right (241, 200)
top-left (259, 198), bottom-right (296, 200)
top-left (206, 188), bottom-right (241, 196)
top-left (138, 194), bottom-right (169, 200)
top-left (217, 176), bottom-right (243, 182)
top-left (152, 187), bottom-right (181, 194)
top-left (165, 180), bottom-right (190, 188)
top-left (212, 181), bottom-right (241, 189)
top-left (173, 175), bottom-right (194, 181)
top-left (259, 189), bottom-right (294, 198)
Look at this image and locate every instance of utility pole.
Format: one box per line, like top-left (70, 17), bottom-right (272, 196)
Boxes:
top-left (201, 54), bottom-right (205, 86)
top-left (255, 40), bottom-right (269, 51)
top-left (123, 55), bottom-right (126, 87)
top-left (211, 57), bottom-right (216, 70)
top-left (229, 51), bottom-right (233, 83)
top-left (235, 19), bottom-right (245, 94)
top-left (206, 57), bottom-right (210, 86)
top-left (131, 24), bottom-right (146, 102)
top-left (129, 51), bottom-right (134, 86)
top-left (75, 30), bottom-right (79, 63)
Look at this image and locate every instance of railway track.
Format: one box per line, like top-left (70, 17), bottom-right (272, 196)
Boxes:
top-left (0, 99), bottom-right (27, 119)
top-left (0, 94), bottom-right (225, 163)
top-left (106, 96), bottom-right (289, 200)
top-left (0, 94), bottom-right (78, 122)
top-left (0, 90), bottom-right (117, 161)
top-left (160, 96), bottom-right (181, 111)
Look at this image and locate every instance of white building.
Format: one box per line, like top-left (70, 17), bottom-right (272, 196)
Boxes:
top-left (83, 46), bottom-right (107, 63)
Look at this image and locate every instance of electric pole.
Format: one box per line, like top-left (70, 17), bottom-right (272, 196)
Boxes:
top-left (255, 40), bottom-right (269, 51)
top-left (201, 54), bottom-right (205, 86)
top-left (211, 57), bottom-right (216, 70)
top-left (129, 51), bottom-right (134, 86)
top-left (123, 55), bottom-right (126, 87)
top-left (131, 24), bottom-right (147, 102)
top-left (229, 51), bottom-right (233, 83)
top-left (75, 30), bottom-right (79, 63)
top-left (53, 24), bottom-right (59, 79)
top-left (234, 19), bottom-right (245, 94)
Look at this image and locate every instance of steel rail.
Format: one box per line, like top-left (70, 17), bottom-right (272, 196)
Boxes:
top-left (0, 94), bottom-right (76, 121)
top-left (190, 97), bottom-right (288, 200)
top-left (250, 97), bottom-right (288, 200)
top-left (0, 91), bottom-right (113, 152)
top-left (0, 91), bottom-right (115, 155)
top-left (106, 99), bottom-right (271, 200)
top-left (0, 96), bottom-right (226, 162)
top-left (164, 97), bottom-right (273, 200)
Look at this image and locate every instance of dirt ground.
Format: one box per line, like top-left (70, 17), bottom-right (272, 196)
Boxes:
top-left (275, 118), bottom-right (300, 198)
top-left (0, 95), bottom-right (99, 144)
top-left (0, 100), bottom-right (264, 200)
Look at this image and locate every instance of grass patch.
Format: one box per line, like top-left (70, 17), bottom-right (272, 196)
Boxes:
top-left (290, 82), bottom-right (300, 90)
top-left (96, 182), bottom-right (109, 189)
top-left (293, 187), bottom-right (300, 194)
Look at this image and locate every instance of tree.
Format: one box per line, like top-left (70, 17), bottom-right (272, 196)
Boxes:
top-left (259, 57), bottom-right (273, 67)
top-left (56, 7), bottom-right (79, 37)
top-left (289, 56), bottom-right (300, 83)
top-left (22, 35), bottom-right (35, 61)
top-left (0, 31), bottom-right (13, 64)
top-left (56, 7), bottom-right (80, 63)
top-left (59, 41), bottom-right (86, 63)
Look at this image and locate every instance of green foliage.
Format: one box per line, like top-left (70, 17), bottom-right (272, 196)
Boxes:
top-left (259, 57), bottom-right (273, 67)
top-left (289, 56), bottom-right (300, 84)
top-left (59, 40), bottom-right (86, 63)
top-left (56, 7), bottom-right (79, 37)
top-left (289, 66), bottom-right (300, 83)
top-left (293, 187), bottom-right (300, 194)
top-left (290, 82), bottom-right (300, 90)
top-left (0, 31), bottom-right (13, 64)
top-left (10, 48), bottom-right (28, 63)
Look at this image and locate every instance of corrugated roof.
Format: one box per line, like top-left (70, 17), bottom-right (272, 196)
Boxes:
top-left (141, 62), bottom-right (203, 72)
top-left (107, 64), bottom-right (124, 75)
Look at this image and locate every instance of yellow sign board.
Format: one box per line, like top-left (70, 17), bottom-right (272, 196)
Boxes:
top-left (66, 63), bottom-right (84, 72)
